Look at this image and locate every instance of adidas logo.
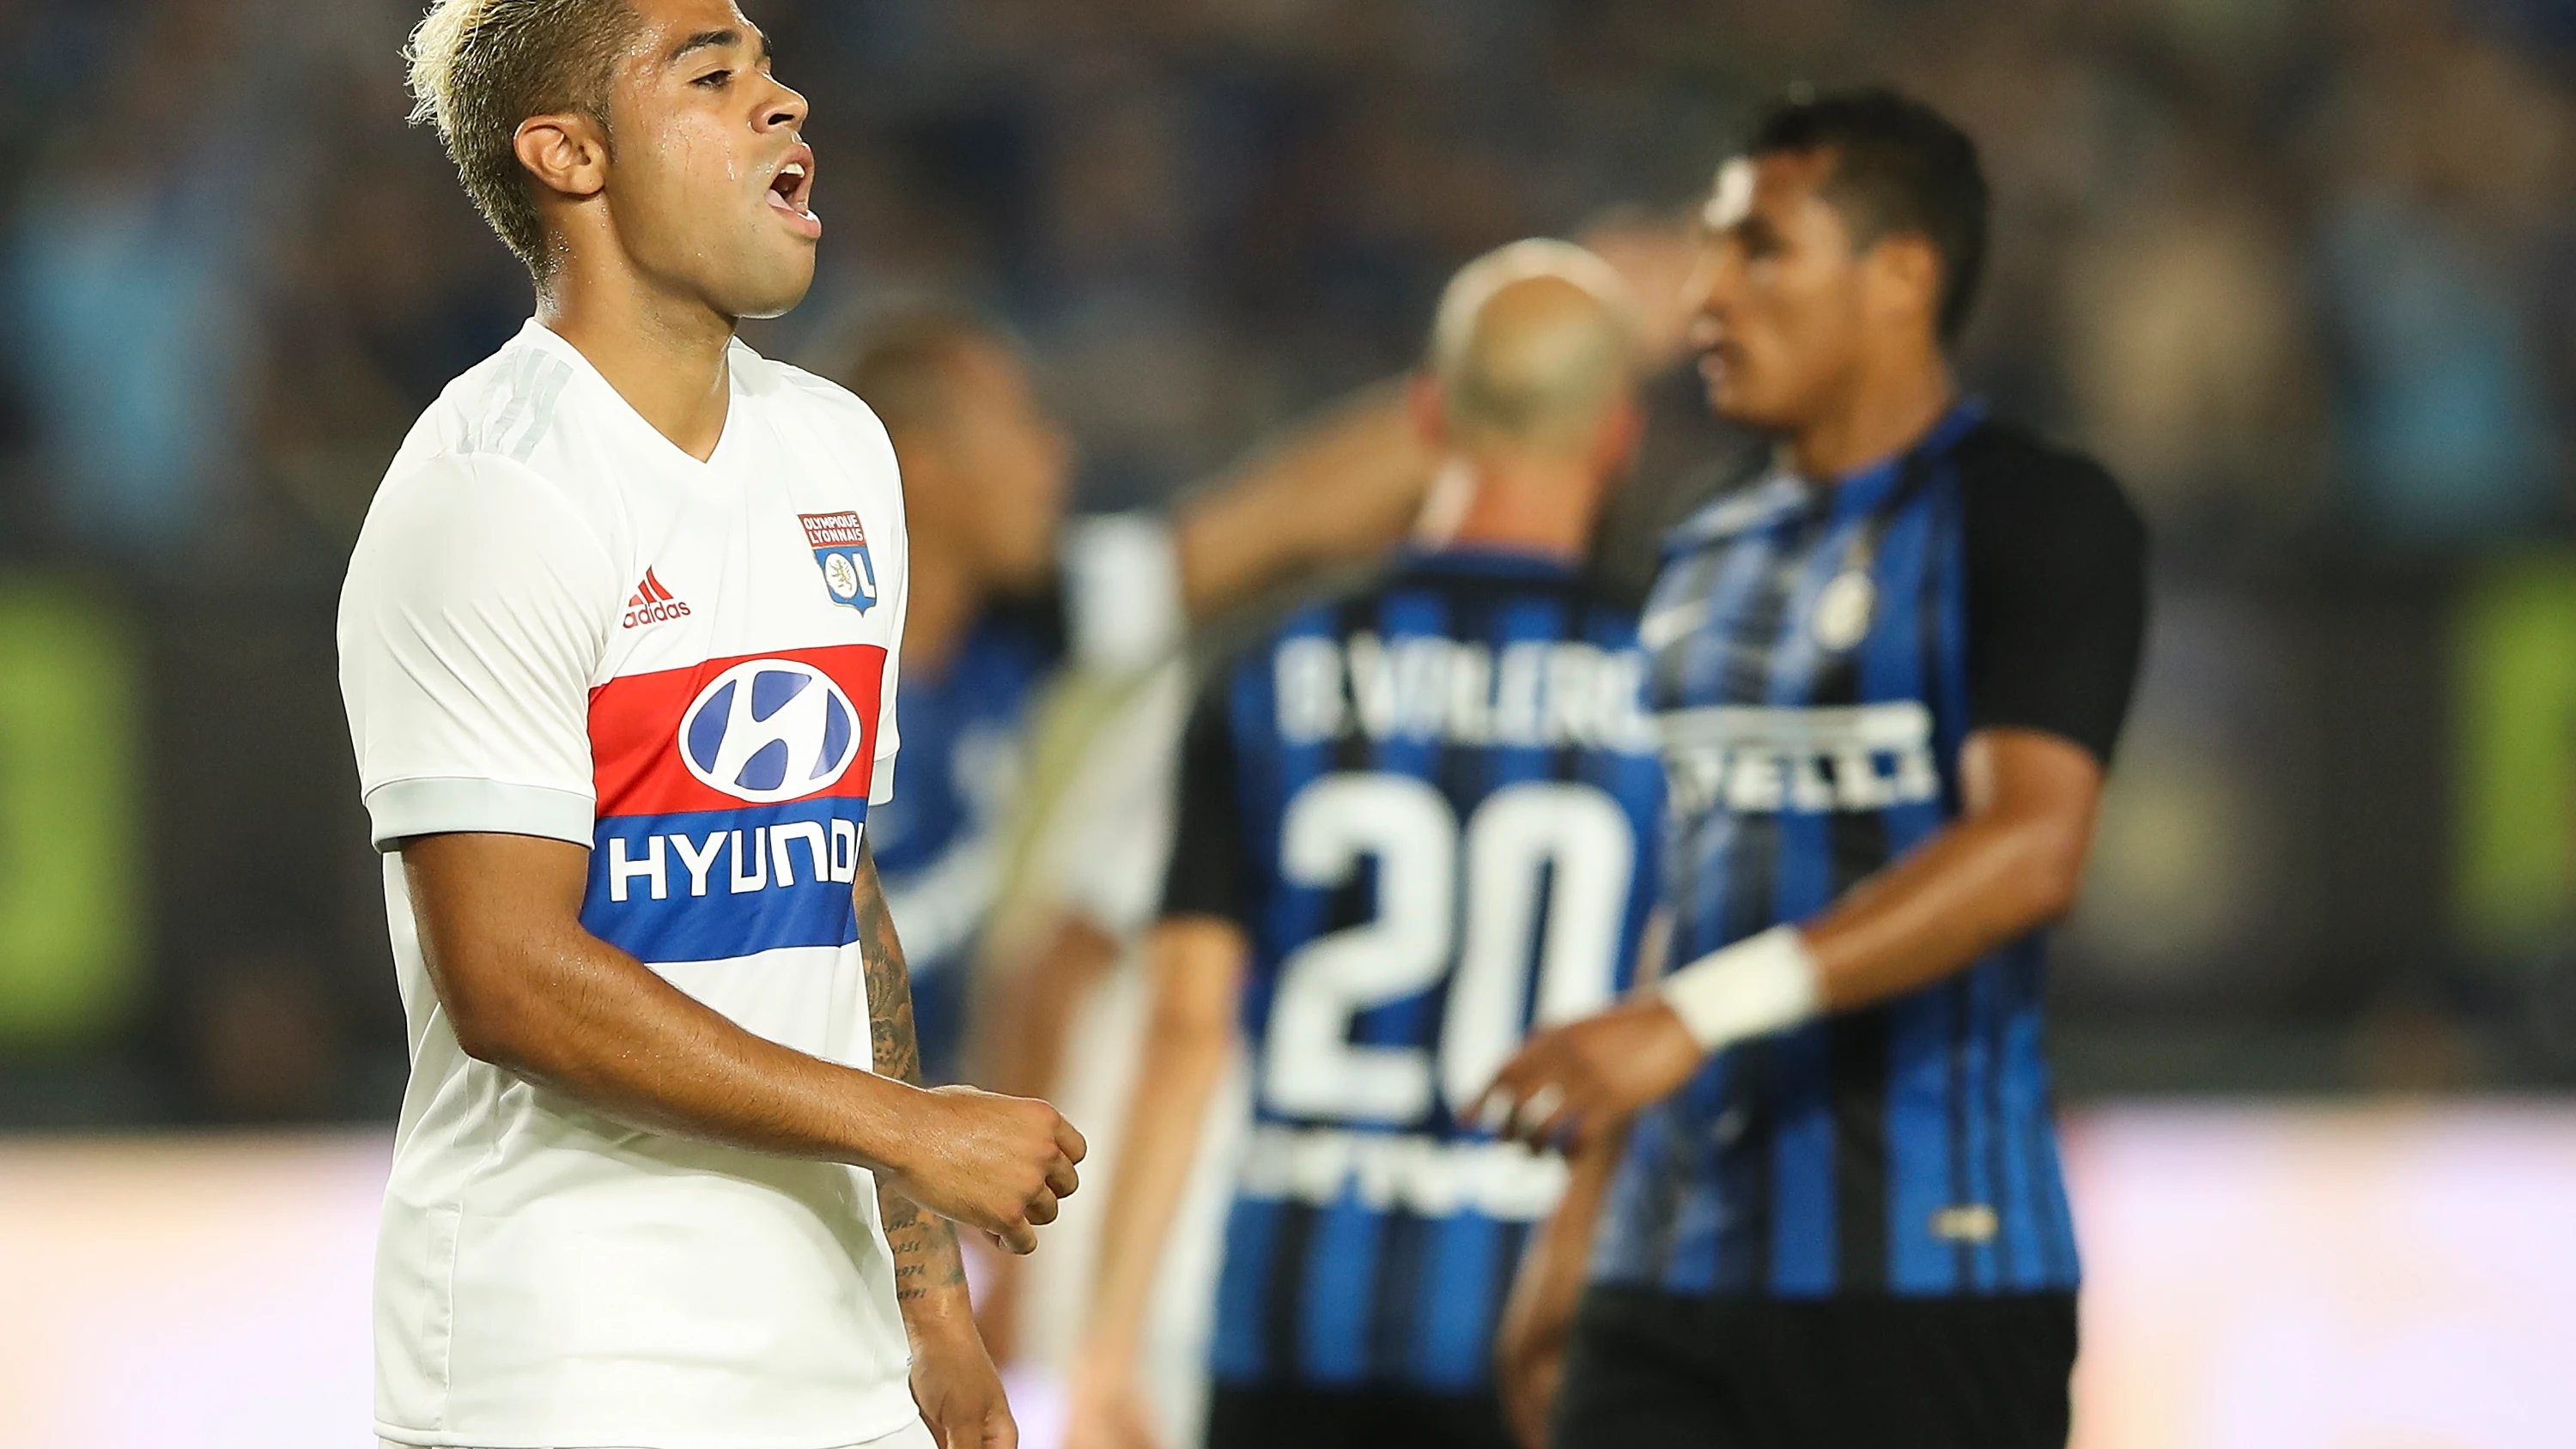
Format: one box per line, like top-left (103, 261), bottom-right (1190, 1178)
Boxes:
top-left (623, 568), bottom-right (691, 629)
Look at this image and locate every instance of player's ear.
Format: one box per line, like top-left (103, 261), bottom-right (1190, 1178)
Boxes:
top-left (514, 112), bottom-right (611, 202)
top-left (1866, 233), bottom-right (1941, 337)
top-left (1406, 373), bottom-right (1449, 449)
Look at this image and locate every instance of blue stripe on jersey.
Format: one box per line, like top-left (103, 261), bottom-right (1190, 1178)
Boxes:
top-left (1765, 1022), bottom-right (1836, 1295)
top-left (1885, 982), bottom-right (1959, 1293)
top-left (1301, 1197), bottom-right (1382, 1384)
top-left (1649, 1049), bottom-right (1735, 1294)
top-left (582, 800), bottom-right (863, 961)
top-left (1211, 1197), bottom-right (1284, 1381)
top-left (1960, 959), bottom-right (2002, 1291)
top-left (1415, 1213), bottom-right (1503, 1388)
top-left (1995, 949), bottom-right (2045, 1286)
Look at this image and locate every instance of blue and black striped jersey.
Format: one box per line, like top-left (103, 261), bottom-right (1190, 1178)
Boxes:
top-left (1163, 548), bottom-right (1665, 1391)
top-left (1595, 406), bottom-right (2146, 1301)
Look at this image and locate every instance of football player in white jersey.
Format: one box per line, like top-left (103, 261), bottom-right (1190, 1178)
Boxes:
top-left (337, 3), bottom-right (1080, 1448)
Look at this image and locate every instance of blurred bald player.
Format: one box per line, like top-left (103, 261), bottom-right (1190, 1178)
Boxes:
top-left (817, 315), bottom-right (1434, 1087)
top-left (1062, 241), bottom-right (1668, 1449)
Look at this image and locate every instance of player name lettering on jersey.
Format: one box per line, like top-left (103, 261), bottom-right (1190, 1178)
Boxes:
top-left (1235, 1122), bottom-right (1570, 1222)
top-left (1273, 631), bottom-right (1655, 750)
top-left (1659, 700), bottom-right (1941, 816)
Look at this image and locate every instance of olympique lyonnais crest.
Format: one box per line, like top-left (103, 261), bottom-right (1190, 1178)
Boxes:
top-left (799, 511), bottom-right (878, 612)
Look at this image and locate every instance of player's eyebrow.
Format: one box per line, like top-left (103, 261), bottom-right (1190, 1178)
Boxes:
top-left (665, 27), bottom-right (771, 67)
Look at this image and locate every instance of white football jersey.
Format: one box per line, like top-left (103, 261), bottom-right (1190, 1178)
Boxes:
top-left (339, 320), bottom-right (918, 1449)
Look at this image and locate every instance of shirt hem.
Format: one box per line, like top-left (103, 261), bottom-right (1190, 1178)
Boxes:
top-left (374, 1392), bottom-right (922, 1449)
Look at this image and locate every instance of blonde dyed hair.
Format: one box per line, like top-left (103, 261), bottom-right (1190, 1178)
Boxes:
top-left (405, 0), bottom-right (641, 276)
top-left (1429, 239), bottom-right (1642, 455)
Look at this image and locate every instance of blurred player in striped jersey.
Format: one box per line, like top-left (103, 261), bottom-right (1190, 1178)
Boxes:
top-left (1482, 90), bottom-right (2148, 1449)
top-left (815, 316), bottom-right (1432, 1091)
top-left (1062, 240), bottom-right (1667, 1449)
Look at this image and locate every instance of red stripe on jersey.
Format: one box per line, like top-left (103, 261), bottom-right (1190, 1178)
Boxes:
top-left (644, 567), bottom-right (675, 603)
top-left (589, 644), bottom-right (887, 818)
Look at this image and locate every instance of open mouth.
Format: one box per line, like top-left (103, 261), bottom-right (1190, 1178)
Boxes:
top-left (767, 142), bottom-right (818, 233)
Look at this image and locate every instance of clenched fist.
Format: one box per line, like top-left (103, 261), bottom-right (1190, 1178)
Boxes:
top-left (879, 1084), bottom-right (1086, 1254)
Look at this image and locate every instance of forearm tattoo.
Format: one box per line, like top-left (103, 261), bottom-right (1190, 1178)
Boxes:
top-left (856, 844), bottom-right (969, 1305)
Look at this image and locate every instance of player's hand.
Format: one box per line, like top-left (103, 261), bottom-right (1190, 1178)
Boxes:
top-left (907, 1303), bottom-right (1018, 1449)
top-left (882, 1084), bottom-right (1086, 1255)
top-left (1577, 209), bottom-right (1709, 371)
top-left (1061, 1352), bottom-right (1164, 1449)
top-left (1475, 999), bottom-right (1704, 1150)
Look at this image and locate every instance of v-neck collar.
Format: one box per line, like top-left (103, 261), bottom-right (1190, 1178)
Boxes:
top-left (518, 318), bottom-right (751, 474)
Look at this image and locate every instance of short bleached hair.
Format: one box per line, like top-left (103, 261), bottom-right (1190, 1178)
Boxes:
top-left (404, 0), bottom-right (641, 277)
top-left (1429, 239), bottom-right (1643, 452)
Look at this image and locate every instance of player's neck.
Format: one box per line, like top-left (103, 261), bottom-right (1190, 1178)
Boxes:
top-left (537, 255), bottom-right (739, 464)
top-left (1786, 348), bottom-right (1957, 482)
top-left (898, 524), bottom-right (985, 676)
top-left (1441, 455), bottom-right (1598, 563)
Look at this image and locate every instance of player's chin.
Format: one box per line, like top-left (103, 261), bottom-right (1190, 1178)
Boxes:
top-left (1706, 373), bottom-right (1792, 432)
top-left (722, 249), bottom-right (820, 322)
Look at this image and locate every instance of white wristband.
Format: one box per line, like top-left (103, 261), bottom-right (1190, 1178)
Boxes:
top-left (1657, 925), bottom-right (1823, 1052)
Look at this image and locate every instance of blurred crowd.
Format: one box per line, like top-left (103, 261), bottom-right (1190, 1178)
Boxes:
top-left (2, 0), bottom-right (2574, 1125)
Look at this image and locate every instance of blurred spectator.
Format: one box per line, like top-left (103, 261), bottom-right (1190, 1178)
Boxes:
top-left (257, 82), bottom-right (522, 542)
top-left (9, 0), bottom-right (273, 555)
top-left (2061, 136), bottom-right (2327, 531)
top-left (2312, 0), bottom-right (2570, 540)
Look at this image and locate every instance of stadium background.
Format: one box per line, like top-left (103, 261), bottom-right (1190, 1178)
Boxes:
top-left (2, 0), bottom-right (2574, 1443)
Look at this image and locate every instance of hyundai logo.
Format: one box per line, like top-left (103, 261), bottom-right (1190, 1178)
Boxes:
top-left (677, 660), bottom-right (860, 803)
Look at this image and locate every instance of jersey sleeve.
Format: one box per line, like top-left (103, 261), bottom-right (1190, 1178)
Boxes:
top-left (337, 454), bottom-right (620, 852)
top-left (1157, 670), bottom-right (1253, 927)
top-left (1959, 449), bottom-right (2150, 766)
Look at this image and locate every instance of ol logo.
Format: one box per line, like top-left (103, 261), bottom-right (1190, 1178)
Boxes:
top-left (677, 658), bottom-right (860, 803)
top-left (798, 510), bottom-right (878, 612)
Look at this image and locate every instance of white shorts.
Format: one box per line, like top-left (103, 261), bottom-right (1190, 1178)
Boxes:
top-left (381, 1417), bottom-right (936, 1449)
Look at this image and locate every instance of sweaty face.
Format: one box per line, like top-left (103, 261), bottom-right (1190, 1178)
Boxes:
top-left (605, 0), bottom-right (819, 319)
top-left (928, 340), bottom-right (1074, 591)
top-left (1689, 150), bottom-right (1874, 433)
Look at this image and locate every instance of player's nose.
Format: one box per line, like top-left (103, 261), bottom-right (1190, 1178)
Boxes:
top-left (758, 79), bottom-right (809, 134)
top-left (1695, 245), bottom-right (1743, 318)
